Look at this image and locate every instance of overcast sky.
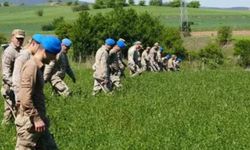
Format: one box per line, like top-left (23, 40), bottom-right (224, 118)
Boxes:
top-left (81, 0), bottom-right (250, 8)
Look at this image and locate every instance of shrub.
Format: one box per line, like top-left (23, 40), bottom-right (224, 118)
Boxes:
top-left (149, 0), bottom-right (162, 6)
top-left (168, 0), bottom-right (180, 7)
top-left (41, 24), bottom-right (54, 31)
top-left (199, 43), bottom-right (224, 69)
top-left (74, 0), bottom-right (79, 5)
top-left (139, 0), bottom-right (145, 6)
top-left (234, 40), bottom-right (250, 67)
top-left (187, 1), bottom-right (200, 8)
top-left (128, 0), bottom-right (134, 5)
top-left (217, 26), bottom-right (232, 46)
top-left (67, 1), bottom-right (73, 6)
top-left (36, 9), bottom-right (44, 17)
top-left (0, 33), bottom-right (7, 45)
top-left (3, 1), bottom-right (9, 7)
top-left (72, 4), bottom-right (89, 12)
top-left (65, 8), bottom-right (183, 61)
top-left (41, 17), bottom-right (65, 31)
top-left (55, 23), bottom-right (73, 39)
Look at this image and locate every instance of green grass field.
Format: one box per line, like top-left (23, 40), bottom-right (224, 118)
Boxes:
top-left (1, 66), bottom-right (250, 149)
top-left (1, 5), bottom-right (250, 36)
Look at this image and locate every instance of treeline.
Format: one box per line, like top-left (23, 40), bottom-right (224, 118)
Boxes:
top-left (93, 0), bottom-right (200, 9)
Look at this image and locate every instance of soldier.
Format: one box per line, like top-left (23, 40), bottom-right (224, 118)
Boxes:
top-left (127, 41), bottom-right (142, 77)
top-left (92, 38), bottom-right (115, 95)
top-left (168, 55), bottom-right (177, 71)
top-left (15, 36), bottom-right (61, 150)
top-left (141, 47), bottom-right (150, 72)
top-left (157, 46), bottom-right (164, 71)
top-left (1, 29), bottom-right (25, 125)
top-left (109, 40), bottom-right (126, 89)
top-left (149, 42), bottom-right (161, 72)
top-left (174, 58), bottom-right (182, 71)
top-left (12, 34), bottom-right (43, 106)
top-left (117, 38), bottom-right (127, 78)
top-left (44, 38), bottom-right (76, 97)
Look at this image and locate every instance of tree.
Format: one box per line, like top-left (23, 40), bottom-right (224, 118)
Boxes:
top-left (139, 0), bottom-right (145, 6)
top-left (149, 0), bottom-right (162, 6)
top-left (187, 1), bottom-right (200, 8)
top-left (168, 0), bottom-right (180, 7)
top-left (128, 0), bottom-right (134, 5)
top-left (3, 1), bottom-right (9, 7)
top-left (234, 40), bottom-right (250, 67)
top-left (217, 26), bottom-right (232, 46)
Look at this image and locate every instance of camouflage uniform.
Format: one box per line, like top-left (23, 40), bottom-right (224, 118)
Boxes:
top-left (117, 51), bottom-right (126, 77)
top-left (168, 55), bottom-right (177, 71)
top-left (141, 48), bottom-right (150, 72)
top-left (15, 56), bottom-right (57, 150)
top-left (44, 52), bottom-right (75, 97)
top-left (127, 45), bottom-right (141, 76)
top-left (148, 45), bottom-right (160, 72)
top-left (109, 48), bottom-right (122, 88)
top-left (1, 43), bottom-right (21, 123)
top-left (92, 45), bottom-right (111, 95)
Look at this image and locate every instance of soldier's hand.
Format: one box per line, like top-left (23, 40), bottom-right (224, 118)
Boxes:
top-left (34, 119), bottom-right (46, 132)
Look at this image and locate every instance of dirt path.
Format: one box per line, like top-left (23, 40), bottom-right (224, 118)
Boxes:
top-left (191, 30), bottom-right (250, 37)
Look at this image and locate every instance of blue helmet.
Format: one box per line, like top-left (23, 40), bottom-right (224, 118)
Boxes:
top-left (62, 38), bottom-right (72, 47)
top-left (117, 40), bottom-right (126, 49)
top-left (177, 58), bottom-right (182, 62)
top-left (164, 54), bottom-right (171, 60)
top-left (160, 47), bottom-right (164, 52)
top-left (105, 38), bottom-right (115, 46)
top-left (41, 36), bottom-right (61, 54)
top-left (32, 34), bottom-right (44, 44)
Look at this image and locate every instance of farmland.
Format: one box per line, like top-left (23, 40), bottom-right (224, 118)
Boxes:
top-left (1, 5), bottom-right (250, 36)
top-left (1, 67), bottom-right (250, 149)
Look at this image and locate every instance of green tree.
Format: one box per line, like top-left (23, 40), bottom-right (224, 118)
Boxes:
top-left (234, 40), bottom-right (250, 67)
top-left (3, 1), bottom-right (9, 6)
top-left (199, 43), bottom-right (224, 69)
top-left (128, 0), bottom-right (134, 5)
top-left (217, 26), bottom-right (232, 46)
top-left (187, 1), bottom-right (200, 8)
top-left (139, 0), bottom-right (145, 6)
top-left (149, 0), bottom-right (162, 6)
top-left (168, 0), bottom-right (180, 7)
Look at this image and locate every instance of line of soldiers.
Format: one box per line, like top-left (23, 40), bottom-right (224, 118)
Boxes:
top-left (92, 39), bottom-right (182, 95)
top-left (1, 29), bottom-right (76, 149)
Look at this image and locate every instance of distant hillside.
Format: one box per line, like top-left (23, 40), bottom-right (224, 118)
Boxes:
top-left (0, 0), bottom-right (91, 5)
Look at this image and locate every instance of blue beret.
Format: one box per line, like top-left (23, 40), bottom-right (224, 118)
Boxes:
top-left (32, 34), bottom-right (43, 44)
top-left (62, 38), bottom-right (72, 47)
top-left (165, 54), bottom-right (171, 60)
top-left (160, 47), bottom-right (164, 52)
top-left (105, 38), bottom-right (115, 46)
top-left (41, 36), bottom-right (61, 54)
top-left (177, 58), bottom-right (182, 62)
top-left (117, 40), bottom-right (126, 49)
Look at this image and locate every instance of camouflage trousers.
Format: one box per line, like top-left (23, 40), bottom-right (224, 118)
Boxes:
top-left (110, 72), bottom-right (122, 89)
top-left (92, 78), bottom-right (112, 95)
top-left (149, 61), bottom-right (160, 72)
top-left (1, 85), bottom-right (16, 124)
top-left (50, 75), bottom-right (71, 97)
top-left (15, 112), bottom-right (58, 150)
top-left (128, 63), bottom-right (142, 77)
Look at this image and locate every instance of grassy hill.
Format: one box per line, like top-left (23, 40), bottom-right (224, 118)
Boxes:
top-left (1, 66), bottom-right (250, 149)
top-left (0, 5), bottom-right (250, 36)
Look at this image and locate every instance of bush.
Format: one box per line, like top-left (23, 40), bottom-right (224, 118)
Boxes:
top-left (36, 9), bottom-right (44, 17)
top-left (3, 1), bottom-right (9, 7)
top-left (217, 26), bottom-right (232, 46)
top-left (74, 0), bottom-right (79, 5)
top-left (234, 40), bottom-right (250, 67)
top-left (0, 33), bottom-right (7, 45)
top-left (128, 0), bottom-right (134, 5)
top-left (139, 0), bottom-right (145, 6)
top-left (199, 44), bottom-right (224, 69)
top-left (66, 1), bottom-right (73, 6)
top-left (187, 1), bottom-right (200, 8)
top-left (41, 17), bottom-right (65, 31)
top-left (55, 23), bottom-right (73, 39)
top-left (149, 0), bottom-right (162, 6)
top-left (68, 8), bottom-right (183, 60)
top-left (167, 0), bottom-right (180, 7)
top-left (72, 4), bottom-right (89, 12)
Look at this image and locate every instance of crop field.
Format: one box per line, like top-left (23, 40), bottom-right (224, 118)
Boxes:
top-left (1, 5), bottom-right (250, 36)
top-left (1, 65), bottom-right (250, 149)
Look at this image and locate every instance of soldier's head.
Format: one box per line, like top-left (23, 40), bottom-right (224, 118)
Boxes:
top-left (146, 47), bottom-right (150, 51)
top-left (36, 36), bottom-right (61, 64)
top-left (61, 38), bottom-right (72, 54)
top-left (105, 38), bottom-right (115, 50)
top-left (11, 29), bottom-right (25, 48)
top-left (134, 41), bottom-right (142, 50)
top-left (172, 55), bottom-right (177, 60)
top-left (28, 34), bottom-right (44, 54)
top-left (154, 42), bottom-right (160, 49)
top-left (159, 47), bottom-right (163, 53)
top-left (116, 40), bottom-right (126, 51)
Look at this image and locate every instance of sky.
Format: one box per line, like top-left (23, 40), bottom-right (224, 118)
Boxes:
top-left (80, 0), bottom-right (250, 8)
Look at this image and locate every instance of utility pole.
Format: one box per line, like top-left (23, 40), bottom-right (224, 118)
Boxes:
top-left (180, 0), bottom-right (190, 36)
